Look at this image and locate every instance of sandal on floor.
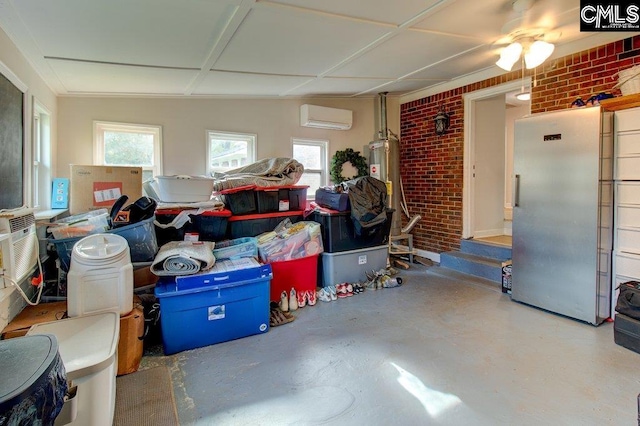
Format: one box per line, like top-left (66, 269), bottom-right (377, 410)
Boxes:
top-left (270, 307), bottom-right (295, 327)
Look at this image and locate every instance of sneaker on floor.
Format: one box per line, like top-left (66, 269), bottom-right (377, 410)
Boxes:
top-left (297, 288), bottom-right (307, 308)
top-left (328, 285), bottom-right (338, 301)
top-left (317, 288), bottom-right (331, 303)
top-left (307, 290), bottom-right (317, 306)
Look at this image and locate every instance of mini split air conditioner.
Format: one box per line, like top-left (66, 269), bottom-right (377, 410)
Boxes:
top-left (300, 104), bottom-right (353, 130)
top-left (0, 209), bottom-right (38, 285)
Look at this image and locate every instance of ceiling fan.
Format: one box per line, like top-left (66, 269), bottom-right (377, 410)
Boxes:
top-left (494, 0), bottom-right (562, 71)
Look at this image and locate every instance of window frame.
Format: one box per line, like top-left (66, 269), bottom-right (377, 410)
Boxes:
top-left (32, 99), bottom-right (52, 209)
top-left (93, 121), bottom-right (163, 179)
top-left (291, 138), bottom-right (329, 199)
top-left (206, 130), bottom-right (257, 176)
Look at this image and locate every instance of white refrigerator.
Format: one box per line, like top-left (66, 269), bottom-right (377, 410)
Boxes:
top-left (511, 107), bottom-right (613, 325)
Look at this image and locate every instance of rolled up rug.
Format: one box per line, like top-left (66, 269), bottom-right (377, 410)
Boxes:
top-left (151, 241), bottom-right (216, 276)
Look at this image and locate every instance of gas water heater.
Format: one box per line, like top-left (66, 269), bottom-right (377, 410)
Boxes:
top-left (368, 92), bottom-right (402, 236)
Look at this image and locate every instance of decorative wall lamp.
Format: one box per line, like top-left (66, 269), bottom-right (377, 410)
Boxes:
top-left (434, 106), bottom-right (450, 136)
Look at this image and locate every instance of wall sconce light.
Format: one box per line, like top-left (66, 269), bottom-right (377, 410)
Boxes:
top-left (434, 106), bottom-right (450, 136)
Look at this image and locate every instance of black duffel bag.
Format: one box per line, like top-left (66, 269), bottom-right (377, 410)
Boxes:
top-left (615, 281), bottom-right (640, 320)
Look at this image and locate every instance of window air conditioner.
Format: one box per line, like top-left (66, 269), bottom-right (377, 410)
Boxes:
top-left (300, 104), bottom-right (353, 130)
top-left (0, 209), bottom-right (38, 285)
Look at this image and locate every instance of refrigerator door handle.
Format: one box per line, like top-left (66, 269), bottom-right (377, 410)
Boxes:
top-left (514, 174), bottom-right (520, 207)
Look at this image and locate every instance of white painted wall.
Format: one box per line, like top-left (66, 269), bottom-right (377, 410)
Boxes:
top-left (57, 96), bottom-right (399, 180)
top-left (473, 95), bottom-right (506, 237)
top-left (0, 27), bottom-right (58, 330)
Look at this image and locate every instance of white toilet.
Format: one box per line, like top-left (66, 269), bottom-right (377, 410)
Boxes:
top-left (28, 311), bottom-right (120, 426)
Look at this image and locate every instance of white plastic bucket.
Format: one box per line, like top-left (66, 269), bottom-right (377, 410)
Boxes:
top-left (67, 233), bottom-right (133, 317)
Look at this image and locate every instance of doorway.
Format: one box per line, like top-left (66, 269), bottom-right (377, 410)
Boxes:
top-left (462, 80), bottom-right (531, 241)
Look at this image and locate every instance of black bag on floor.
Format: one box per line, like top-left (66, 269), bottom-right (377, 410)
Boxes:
top-left (615, 281), bottom-right (640, 321)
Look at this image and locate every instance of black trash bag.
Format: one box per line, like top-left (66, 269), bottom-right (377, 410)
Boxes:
top-left (110, 195), bottom-right (157, 228)
top-left (137, 293), bottom-right (162, 350)
top-left (342, 176), bottom-right (388, 237)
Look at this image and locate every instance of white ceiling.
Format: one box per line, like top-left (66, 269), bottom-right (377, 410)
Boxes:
top-left (0, 0), bottom-right (629, 98)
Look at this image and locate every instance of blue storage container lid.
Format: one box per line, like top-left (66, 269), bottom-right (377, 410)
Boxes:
top-left (156, 260), bottom-right (272, 296)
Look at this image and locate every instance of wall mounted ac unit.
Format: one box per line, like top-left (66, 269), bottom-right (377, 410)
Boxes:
top-left (300, 104), bottom-right (353, 130)
top-left (0, 209), bottom-right (37, 285)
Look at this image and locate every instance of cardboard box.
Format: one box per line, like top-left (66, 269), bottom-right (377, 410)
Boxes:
top-left (502, 260), bottom-right (512, 294)
top-left (118, 303), bottom-right (145, 376)
top-left (69, 165), bottom-right (143, 214)
top-left (133, 264), bottom-right (159, 289)
top-left (1, 301), bottom-right (68, 339)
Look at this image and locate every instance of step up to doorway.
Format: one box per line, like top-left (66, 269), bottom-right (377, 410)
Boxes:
top-left (438, 238), bottom-right (512, 284)
top-left (460, 239), bottom-right (511, 261)
top-left (439, 251), bottom-right (504, 283)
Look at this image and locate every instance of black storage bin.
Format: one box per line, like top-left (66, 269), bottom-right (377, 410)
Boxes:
top-left (315, 189), bottom-right (350, 211)
top-left (311, 208), bottom-right (393, 253)
top-left (256, 186), bottom-right (309, 213)
top-left (255, 188), bottom-right (280, 213)
top-left (228, 211), bottom-right (304, 239)
top-left (155, 210), bottom-right (191, 246)
top-left (285, 186), bottom-right (308, 210)
top-left (190, 210), bottom-right (231, 241)
top-left (218, 185), bottom-right (257, 215)
top-left (614, 313), bottom-right (640, 354)
top-left (156, 209), bottom-right (231, 244)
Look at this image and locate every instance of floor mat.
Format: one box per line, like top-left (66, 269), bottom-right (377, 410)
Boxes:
top-left (114, 365), bottom-right (179, 425)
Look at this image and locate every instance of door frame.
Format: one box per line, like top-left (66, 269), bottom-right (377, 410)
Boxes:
top-left (462, 79), bottom-right (530, 239)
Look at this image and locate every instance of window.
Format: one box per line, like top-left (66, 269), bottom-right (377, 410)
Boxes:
top-left (207, 131), bottom-right (256, 175)
top-left (93, 121), bottom-right (163, 182)
top-left (32, 100), bottom-right (52, 209)
top-left (292, 138), bottom-right (328, 199)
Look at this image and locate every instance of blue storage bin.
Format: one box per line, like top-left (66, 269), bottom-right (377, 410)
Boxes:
top-left (155, 261), bottom-right (272, 355)
top-left (51, 216), bottom-right (158, 272)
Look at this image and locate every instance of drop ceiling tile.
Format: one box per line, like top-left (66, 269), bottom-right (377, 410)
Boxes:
top-left (328, 30), bottom-right (480, 79)
top-left (413, 0), bottom-right (580, 44)
top-left (408, 45), bottom-right (498, 80)
top-left (358, 79), bottom-right (446, 96)
top-left (193, 72), bottom-right (313, 96)
top-left (13, 0), bottom-right (238, 68)
top-left (284, 77), bottom-right (395, 96)
top-left (47, 60), bottom-right (197, 94)
top-left (411, 0), bottom-right (509, 41)
top-left (267, 0), bottom-right (441, 25)
top-left (214, 5), bottom-right (390, 76)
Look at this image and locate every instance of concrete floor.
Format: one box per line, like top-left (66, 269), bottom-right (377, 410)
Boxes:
top-left (141, 264), bottom-right (640, 425)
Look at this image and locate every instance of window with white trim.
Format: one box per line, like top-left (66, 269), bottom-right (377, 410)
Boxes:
top-left (207, 130), bottom-right (256, 175)
top-left (292, 138), bottom-right (328, 199)
top-left (32, 100), bottom-right (51, 209)
top-left (93, 121), bottom-right (163, 182)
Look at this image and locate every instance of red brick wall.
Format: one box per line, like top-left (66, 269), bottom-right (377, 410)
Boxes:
top-left (400, 35), bottom-right (640, 255)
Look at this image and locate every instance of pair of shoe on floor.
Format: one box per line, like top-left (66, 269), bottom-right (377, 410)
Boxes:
top-left (279, 287), bottom-right (316, 312)
top-left (270, 302), bottom-right (294, 327)
top-left (317, 283), bottom-right (361, 302)
top-left (364, 269), bottom-right (403, 290)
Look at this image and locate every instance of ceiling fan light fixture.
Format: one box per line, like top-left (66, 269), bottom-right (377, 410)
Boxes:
top-left (524, 40), bottom-right (554, 69)
top-left (515, 91), bottom-right (531, 101)
top-left (496, 42), bottom-right (523, 71)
